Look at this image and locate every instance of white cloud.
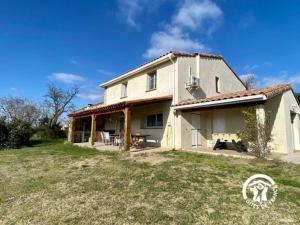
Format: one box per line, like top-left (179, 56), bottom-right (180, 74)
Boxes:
top-left (144, 0), bottom-right (222, 58)
top-left (97, 68), bottom-right (114, 76)
top-left (9, 87), bottom-right (17, 91)
top-left (244, 64), bottom-right (260, 72)
top-left (263, 61), bottom-right (272, 67)
top-left (50, 73), bottom-right (84, 84)
top-left (144, 26), bottom-right (205, 58)
top-left (117, 0), bottom-right (142, 28)
top-left (117, 0), bottom-right (165, 28)
top-left (262, 72), bottom-right (300, 87)
top-left (173, 0), bottom-right (222, 30)
top-left (70, 59), bottom-right (78, 64)
top-left (239, 73), bottom-right (256, 81)
top-left (77, 93), bottom-right (103, 101)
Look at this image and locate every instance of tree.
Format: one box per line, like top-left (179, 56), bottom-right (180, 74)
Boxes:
top-left (44, 83), bottom-right (79, 127)
top-left (240, 74), bottom-right (256, 90)
top-left (237, 107), bottom-right (272, 158)
top-left (0, 96), bottom-right (41, 125)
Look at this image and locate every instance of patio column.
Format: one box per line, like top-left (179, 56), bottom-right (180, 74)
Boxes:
top-left (90, 114), bottom-right (97, 145)
top-left (256, 104), bottom-right (265, 125)
top-left (68, 117), bottom-right (75, 143)
top-left (123, 107), bottom-right (131, 151)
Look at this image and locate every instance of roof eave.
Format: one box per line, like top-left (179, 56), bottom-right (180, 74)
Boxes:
top-left (172, 94), bottom-right (267, 110)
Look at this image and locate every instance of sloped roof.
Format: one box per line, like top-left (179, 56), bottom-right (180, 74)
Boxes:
top-left (114, 51), bottom-right (222, 78)
top-left (100, 51), bottom-right (223, 87)
top-left (70, 95), bottom-right (172, 117)
top-left (173, 84), bottom-right (291, 107)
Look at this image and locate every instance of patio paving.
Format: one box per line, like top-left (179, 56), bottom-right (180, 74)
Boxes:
top-left (74, 142), bottom-right (167, 155)
top-left (183, 147), bottom-right (255, 159)
top-left (271, 151), bottom-right (300, 164)
top-left (73, 143), bottom-right (300, 164)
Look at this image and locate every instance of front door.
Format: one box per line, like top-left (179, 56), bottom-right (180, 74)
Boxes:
top-left (191, 113), bottom-right (201, 148)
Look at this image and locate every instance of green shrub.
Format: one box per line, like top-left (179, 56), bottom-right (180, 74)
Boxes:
top-left (0, 119), bottom-right (33, 149)
top-left (6, 120), bottom-right (33, 149)
top-left (33, 124), bottom-right (66, 140)
top-left (0, 119), bottom-right (9, 148)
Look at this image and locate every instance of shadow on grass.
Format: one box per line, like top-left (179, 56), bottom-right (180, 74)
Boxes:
top-left (26, 139), bottom-right (64, 147)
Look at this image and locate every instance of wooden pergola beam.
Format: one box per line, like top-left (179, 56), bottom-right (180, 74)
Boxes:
top-left (90, 114), bottom-right (97, 145)
top-left (68, 117), bottom-right (75, 143)
top-left (123, 107), bottom-right (131, 151)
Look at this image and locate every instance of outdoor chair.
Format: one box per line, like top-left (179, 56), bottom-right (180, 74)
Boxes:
top-left (114, 132), bottom-right (124, 150)
top-left (102, 132), bottom-right (111, 145)
top-left (213, 139), bottom-right (227, 150)
top-left (99, 131), bottom-right (104, 142)
top-left (232, 139), bottom-right (247, 152)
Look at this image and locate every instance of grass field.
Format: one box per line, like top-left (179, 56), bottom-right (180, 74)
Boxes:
top-left (0, 140), bottom-right (299, 225)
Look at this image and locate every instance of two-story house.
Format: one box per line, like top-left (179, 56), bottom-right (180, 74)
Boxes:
top-left (68, 51), bottom-right (300, 154)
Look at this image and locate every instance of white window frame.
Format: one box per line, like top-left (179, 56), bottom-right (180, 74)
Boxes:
top-left (215, 76), bottom-right (220, 93)
top-left (147, 72), bottom-right (157, 90)
top-left (121, 82), bottom-right (127, 98)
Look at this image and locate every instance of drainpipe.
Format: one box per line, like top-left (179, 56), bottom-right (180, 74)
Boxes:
top-left (168, 54), bottom-right (176, 150)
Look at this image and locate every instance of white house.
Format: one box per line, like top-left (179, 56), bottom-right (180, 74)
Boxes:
top-left (68, 51), bottom-right (300, 154)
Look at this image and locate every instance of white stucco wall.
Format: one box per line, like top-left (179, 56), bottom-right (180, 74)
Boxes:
top-left (104, 61), bottom-right (174, 105)
top-left (266, 90), bottom-right (300, 153)
top-left (198, 57), bottom-right (246, 97)
top-left (176, 56), bottom-right (246, 103)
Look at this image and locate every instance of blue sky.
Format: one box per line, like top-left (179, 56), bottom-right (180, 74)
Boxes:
top-left (1, 0), bottom-right (300, 108)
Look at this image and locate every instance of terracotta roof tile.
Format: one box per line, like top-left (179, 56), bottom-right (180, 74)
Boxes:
top-left (173, 83), bottom-right (291, 107)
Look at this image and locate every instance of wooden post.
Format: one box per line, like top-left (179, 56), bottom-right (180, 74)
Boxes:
top-left (90, 114), bottom-right (97, 145)
top-left (82, 121), bottom-right (86, 142)
top-left (68, 117), bottom-right (75, 143)
top-left (123, 107), bottom-right (131, 151)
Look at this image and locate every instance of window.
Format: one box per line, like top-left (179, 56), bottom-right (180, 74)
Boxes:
top-left (215, 76), bottom-right (220, 93)
top-left (121, 82), bottom-right (127, 98)
top-left (146, 113), bottom-right (163, 128)
top-left (147, 72), bottom-right (157, 90)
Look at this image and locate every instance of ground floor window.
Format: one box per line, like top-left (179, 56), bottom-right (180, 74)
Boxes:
top-left (146, 113), bottom-right (163, 128)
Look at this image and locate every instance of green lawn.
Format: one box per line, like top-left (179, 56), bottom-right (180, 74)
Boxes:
top-left (0, 140), bottom-right (299, 225)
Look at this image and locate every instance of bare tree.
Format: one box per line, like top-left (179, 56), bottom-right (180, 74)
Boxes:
top-left (0, 96), bottom-right (41, 125)
top-left (44, 83), bottom-right (79, 127)
top-left (240, 74), bottom-right (256, 90)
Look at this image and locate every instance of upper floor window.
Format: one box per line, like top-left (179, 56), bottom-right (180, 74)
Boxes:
top-left (121, 82), bottom-right (127, 98)
top-left (146, 113), bottom-right (163, 128)
top-left (147, 71), bottom-right (157, 91)
top-left (215, 76), bottom-right (220, 93)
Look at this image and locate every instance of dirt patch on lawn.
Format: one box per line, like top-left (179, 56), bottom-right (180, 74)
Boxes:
top-left (71, 157), bottom-right (111, 168)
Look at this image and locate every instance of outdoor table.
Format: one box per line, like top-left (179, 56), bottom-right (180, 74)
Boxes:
top-left (132, 134), bottom-right (150, 148)
top-left (110, 133), bottom-right (120, 145)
